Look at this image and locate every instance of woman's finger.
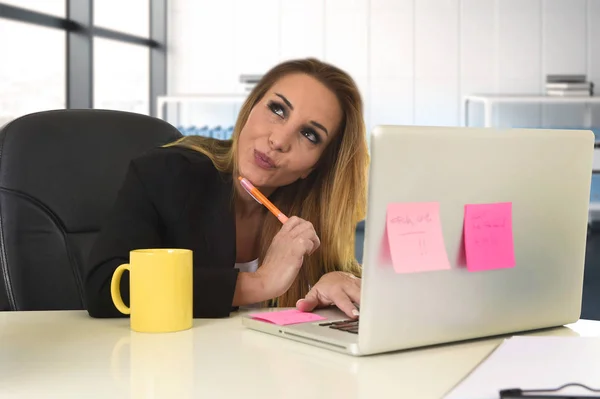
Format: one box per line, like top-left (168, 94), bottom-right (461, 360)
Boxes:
top-left (343, 279), bottom-right (361, 306)
top-left (328, 289), bottom-right (360, 319)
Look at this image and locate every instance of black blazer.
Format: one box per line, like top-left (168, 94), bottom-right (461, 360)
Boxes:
top-left (84, 146), bottom-right (240, 318)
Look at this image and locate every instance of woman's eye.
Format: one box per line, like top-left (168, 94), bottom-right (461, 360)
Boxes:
top-left (268, 102), bottom-right (285, 118)
top-left (302, 129), bottom-right (320, 144)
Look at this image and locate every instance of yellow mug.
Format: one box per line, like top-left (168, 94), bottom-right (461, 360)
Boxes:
top-left (111, 248), bottom-right (193, 333)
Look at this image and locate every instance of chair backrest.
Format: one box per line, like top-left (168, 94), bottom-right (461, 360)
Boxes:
top-left (0, 109), bottom-right (183, 311)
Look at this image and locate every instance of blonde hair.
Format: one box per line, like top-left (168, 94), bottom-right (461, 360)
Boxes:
top-left (166, 58), bottom-right (369, 307)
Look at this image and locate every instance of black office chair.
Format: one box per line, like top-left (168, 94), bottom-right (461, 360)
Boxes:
top-left (0, 109), bottom-right (182, 311)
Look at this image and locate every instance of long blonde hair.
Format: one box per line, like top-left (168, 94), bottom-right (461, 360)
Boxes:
top-left (166, 58), bottom-right (369, 307)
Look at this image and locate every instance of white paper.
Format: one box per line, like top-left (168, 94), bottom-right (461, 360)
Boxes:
top-left (444, 336), bottom-right (600, 399)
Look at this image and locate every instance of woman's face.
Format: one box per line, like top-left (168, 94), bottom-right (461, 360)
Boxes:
top-left (237, 73), bottom-right (342, 191)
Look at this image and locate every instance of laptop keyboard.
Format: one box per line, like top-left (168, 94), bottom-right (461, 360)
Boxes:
top-left (318, 319), bottom-right (359, 334)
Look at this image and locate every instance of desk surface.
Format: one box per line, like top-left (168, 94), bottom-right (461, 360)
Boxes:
top-left (1, 311), bottom-right (599, 399)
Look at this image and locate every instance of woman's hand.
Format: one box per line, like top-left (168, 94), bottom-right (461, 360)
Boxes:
top-left (296, 271), bottom-right (361, 319)
top-left (255, 216), bottom-right (321, 299)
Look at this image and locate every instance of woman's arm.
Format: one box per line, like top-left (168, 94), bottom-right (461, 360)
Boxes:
top-left (84, 154), bottom-right (239, 318)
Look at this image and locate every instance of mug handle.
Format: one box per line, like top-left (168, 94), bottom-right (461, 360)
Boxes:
top-left (111, 264), bottom-right (131, 315)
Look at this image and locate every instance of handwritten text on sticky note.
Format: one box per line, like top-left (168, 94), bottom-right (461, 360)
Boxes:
top-left (249, 309), bottom-right (326, 326)
top-left (386, 202), bottom-right (451, 274)
top-left (464, 202), bottom-right (515, 271)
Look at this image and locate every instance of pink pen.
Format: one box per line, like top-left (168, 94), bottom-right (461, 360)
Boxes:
top-left (238, 176), bottom-right (289, 224)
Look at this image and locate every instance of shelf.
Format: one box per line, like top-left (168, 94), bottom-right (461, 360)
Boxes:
top-left (465, 94), bottom-right (600, 104)
top-left (158, 94), bottom-right (247, 103)
top-left (464, 94), bottom-right (599, 128)
top-left (156, 94), bottom-right (248, 121)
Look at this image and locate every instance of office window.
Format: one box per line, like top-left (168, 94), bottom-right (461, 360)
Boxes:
top-left (0, 0), bottom-right (66, 17)
top-left (0, 19), bottom-right (65, 127)
top-left (94, 0), bottom-right (149, 38)
top-left (94, 37), bottom-right (150, 115)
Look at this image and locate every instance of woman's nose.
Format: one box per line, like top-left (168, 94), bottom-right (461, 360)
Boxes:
top-left (268, 127), bottom-right (293, 152)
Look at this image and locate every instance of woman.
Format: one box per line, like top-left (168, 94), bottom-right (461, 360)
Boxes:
top-left (85, 58), bottom-right (369, 319)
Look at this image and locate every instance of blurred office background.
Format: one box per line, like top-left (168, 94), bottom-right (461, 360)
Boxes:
top-left (167, 0), bottom-right (600, 133)
top-left (3, 0), bottom-right (600, 134)
top-left (1, 0), bottom-right (599, 318)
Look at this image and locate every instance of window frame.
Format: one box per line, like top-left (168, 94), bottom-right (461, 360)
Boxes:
top-left (0, 0), bottom-right (166, 117)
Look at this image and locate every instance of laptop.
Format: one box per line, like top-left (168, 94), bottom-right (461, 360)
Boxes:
top-left (242, 125), bottom-right (594, 356)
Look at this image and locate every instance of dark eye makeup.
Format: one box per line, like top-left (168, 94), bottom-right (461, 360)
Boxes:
top-left (266, 100), bottom-right (322, 144)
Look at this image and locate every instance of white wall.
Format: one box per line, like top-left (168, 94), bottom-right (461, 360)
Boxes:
top-left (167, 0), bottom-right (600, 132)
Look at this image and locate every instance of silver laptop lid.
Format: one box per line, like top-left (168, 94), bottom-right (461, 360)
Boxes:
top-left (358, 125), bottom-right (594, 355)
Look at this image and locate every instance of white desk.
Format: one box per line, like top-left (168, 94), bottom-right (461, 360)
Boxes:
top-left (1, 311), bottom-right (599, 399)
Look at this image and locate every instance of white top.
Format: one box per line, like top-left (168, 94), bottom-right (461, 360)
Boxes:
top-left (234, 258), bottom-right (259, 273)
top-left (235, 259), bottom-right (260, 308)
top-left (1, 310), bottom-right (599, 399)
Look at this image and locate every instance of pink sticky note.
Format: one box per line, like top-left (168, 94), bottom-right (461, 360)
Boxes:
top-left (386, 202), bottom-right (451, 273)
top-left (249, 309), bottom-right (326, 326)
top-left (464, 202), bottom-right (516, 271)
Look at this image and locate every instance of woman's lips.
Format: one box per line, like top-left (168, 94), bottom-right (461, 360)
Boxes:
top-left (254, 150), bottom-right (276, 169)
